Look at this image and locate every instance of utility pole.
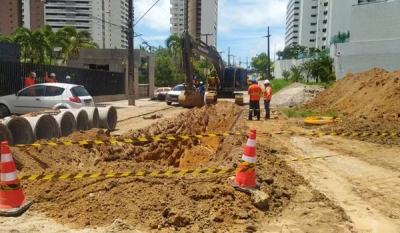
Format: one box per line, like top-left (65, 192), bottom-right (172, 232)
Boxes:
top-left (246, 57), bottom-right (249, 69)
top-left (239, 57), bottom-right (241, 66)
top-left (128, 0), bottom-right (135, 105)
top-left (228, 47), bottom-right (230, 66)
top-left (232, 55), bottom-right (236, 66)
top-left (185, 0), bottom-right (189, 31)
top-left (200, 33), bottom-right (213, 81)
top-left (264, 26), bottom-right (271, 80)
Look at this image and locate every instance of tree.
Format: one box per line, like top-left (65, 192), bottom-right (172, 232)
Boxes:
top-left (154, 48), bottom-right (179, 86)
top-left (282, 70), bottom-right (290, 81)
top-left (13, 27), bottom-right (47, 63)
top-left (301, 61), bottom-right (314, 83)
top-left (61, 26), bottom-right (98, 64)
top-left (290, 65), bottom-right (304, 82)
top-left (41, 24), bottom-right (68, 65)
top-left (250, 52), bottom-right (273, 79)
top-left (0, 36), bottom-right (13, 43)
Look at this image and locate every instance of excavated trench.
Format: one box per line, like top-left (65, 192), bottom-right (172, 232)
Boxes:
top-left (11, 102), bottom-right (350, 232)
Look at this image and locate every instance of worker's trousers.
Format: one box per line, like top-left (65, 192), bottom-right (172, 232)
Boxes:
top-left (249, 100), bottom-right (260, 120)
top-left (264, 100), bottom-right (271, 119)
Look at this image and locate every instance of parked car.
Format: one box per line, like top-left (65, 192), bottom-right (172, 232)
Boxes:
top-left (153, 87), bottom-right (171, 100)
top-left (0, 83), bottom-right (95, 118)
top-left (165, 84), bottom-right (185, 105)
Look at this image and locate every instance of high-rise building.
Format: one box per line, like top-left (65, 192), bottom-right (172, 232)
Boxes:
top-left (2, 0), bottom-right (129, 49)
top-left (170, 0), bottom-right (218, 48)
top-left (0, 0), bottom-right (23, 36)
top-left (285, 0), bottom-right (359, 49)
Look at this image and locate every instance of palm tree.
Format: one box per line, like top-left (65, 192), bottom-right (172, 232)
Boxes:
top-left (165, 34), bottom-right (182, 72)
top-left (301, 61), bottom-right (314, 83)
top-left (41, 25), bottom-right (69, 65)
top-left (13, 27), bottom-right (47, 63)
top-left (290, 65), bottom-right (304, 82)
top-left (0, 36), bottom-right (13, 43)
top-left (61, 26), bottom-right (98, 64)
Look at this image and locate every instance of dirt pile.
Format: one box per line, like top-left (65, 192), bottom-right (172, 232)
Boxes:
top-left (307, 68), bottom-right (400, 120)
top-left (9, 101), bottom-right (350, 232)
top-left (271, 82), bottom-right (325, 107)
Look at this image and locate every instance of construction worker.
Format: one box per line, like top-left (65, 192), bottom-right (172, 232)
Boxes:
top-left (199, 81), bottom-right (205, 102)
top-left (263, 80), bottom-right (273, 119)
top-left (65, 75), bottom-right (73, 84)
top-left (248, 78), bottom-right (262, 120)
top-left (45, 72), bottom-right (58, 83)
top-left (24, 72), bottom-right (36, 88)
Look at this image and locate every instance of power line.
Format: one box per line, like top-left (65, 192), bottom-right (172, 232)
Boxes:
top-left (134, 0), bottom-right (161, 26)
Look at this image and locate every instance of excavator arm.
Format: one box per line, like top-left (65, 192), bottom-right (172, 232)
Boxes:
top-left (181, 31), bottom-right (224, 92)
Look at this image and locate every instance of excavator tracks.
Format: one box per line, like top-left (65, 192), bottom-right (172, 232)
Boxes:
top-left (205, 93), bottom-right (217, 105)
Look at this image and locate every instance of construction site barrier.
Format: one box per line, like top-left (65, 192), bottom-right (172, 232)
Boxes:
top-left (10, 130), bottom-right (399, 147)
top-left (0, 117), bottom-right (35, 145)
top-left (18, 155), bottom-right (332, 181)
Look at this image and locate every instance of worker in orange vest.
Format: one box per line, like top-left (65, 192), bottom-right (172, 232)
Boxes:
top-left (24, 72), bottom-right (36, 87)
top-left (263, 80), bottom-right (273, 119)
top-left (45, 72), bottom-right (58, 83)
top-left (247, 78), bottom-right (262, 120)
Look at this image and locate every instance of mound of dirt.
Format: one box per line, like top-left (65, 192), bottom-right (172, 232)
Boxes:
top-left (10, 101), bottom-right (350, 232)
top-left (271, 82), bottom-right (325, 107)
top-left (307, 68), bottom-right (400, 120)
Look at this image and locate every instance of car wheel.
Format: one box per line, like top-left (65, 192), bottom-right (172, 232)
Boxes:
top-left (56, 106), bottom-right (68, 109)
top-left (166, 102), bottom-right (172, 105)
top-left (0, 105), bottom-right (10, 118)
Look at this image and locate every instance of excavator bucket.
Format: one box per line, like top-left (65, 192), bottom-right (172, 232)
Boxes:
top-left (234, 93), bottom-right (244, 106)
top-left (178, 91), bottom-right (205, 108)
top-left (205, 92), bottom-right (217, 105)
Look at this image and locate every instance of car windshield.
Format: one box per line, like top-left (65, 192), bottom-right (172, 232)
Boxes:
top-left (172, 85), bottom-right (185, 91)
top-left (70, 86), bottom-right (90, 97)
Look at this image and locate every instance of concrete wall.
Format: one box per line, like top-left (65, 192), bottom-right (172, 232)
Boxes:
top-left (331, 39), bottom-right (400, 79)
top-left (274, 58), bottom-right (311, 79)
top-left (68, 48), bottom-right (155, 102)
top-left (351, 0), bottom-right (400, 42)
top-left (331, 0), bottom-right (400, 80)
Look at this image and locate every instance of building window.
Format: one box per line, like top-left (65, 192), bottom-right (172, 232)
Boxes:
top-left (312, 6), bottom-right (317, 9)
top-left (323, 19), bottom-right (327, 24)
top-left (311, 22), bottom-right (316, 26)
top-left (324, 2), bottom-right (328, 6)
top-left (324, 11), bottom-right (328, 15)
top-left (310, 31), bottom-right (316, 34)
top-left (310, 39), bottom-right (315, 42)
top-left (322, 28), bottom-right (326, 32)
top-left (322, 46), bottom-right (326, 49)
top-left (311, 14), bottom-right (317, 17)
top-left (322, 37), bottom-right (326, 41)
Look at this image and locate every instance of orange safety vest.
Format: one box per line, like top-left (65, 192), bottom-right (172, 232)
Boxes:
top-left (25, 77), bottom-right (35, 87)
top-left (45, 74), bottom-right (57, 83)
top-left (248, 84), bottom-right (262, 101)
top-left (263, 86), bottom-right (273, 101)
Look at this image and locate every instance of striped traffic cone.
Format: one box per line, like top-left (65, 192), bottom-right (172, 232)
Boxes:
top-left (0, 141), bottom-right (34, 216)
top-left (231, 129), bottom-right (260, 193)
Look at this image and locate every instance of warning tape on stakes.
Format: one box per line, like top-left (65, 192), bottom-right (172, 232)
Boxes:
top-left (10, 131), bottom-right (399, 147)
top-left (18, 156), bottom-right (332, 181)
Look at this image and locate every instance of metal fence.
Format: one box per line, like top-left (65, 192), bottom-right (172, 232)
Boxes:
top-left (0, 61), bottom-right (125, 96)
top-left (0, 42), bottom-right (20, 63)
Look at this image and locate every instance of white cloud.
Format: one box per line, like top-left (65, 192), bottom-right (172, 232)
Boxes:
top-left (134, 0), bottom-right (171, 31)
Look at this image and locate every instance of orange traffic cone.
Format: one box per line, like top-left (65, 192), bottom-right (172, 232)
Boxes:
top-left (0, 141), bottom-right (33, 216)
top-left (231, 129), bottom-right (260, 193)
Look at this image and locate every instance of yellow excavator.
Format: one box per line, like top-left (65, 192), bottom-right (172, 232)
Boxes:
top-left (178, 31), bottom-right (248, 108)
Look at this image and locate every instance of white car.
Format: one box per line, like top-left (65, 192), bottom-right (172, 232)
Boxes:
top-left (153, 87), bottom-right (171, 98)
top-left (0, 83), bottom-right (95, 118)
top-left (165, 84), bottom-right (185, 105)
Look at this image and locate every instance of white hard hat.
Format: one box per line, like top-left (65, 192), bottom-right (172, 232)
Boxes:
top-left (50, 73), bottom-right (56, 77)
top-left (264, 80), bottom-right (270, 85)
top-left (66, 76), bottom-right (71, 79)
top-left (200, 81), bottom-right (203, 84)
top-left (31, 72), bottom-right (36, 78)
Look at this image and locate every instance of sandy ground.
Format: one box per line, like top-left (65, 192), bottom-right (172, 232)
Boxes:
top-left (0, 94), bottom-right (399, 232)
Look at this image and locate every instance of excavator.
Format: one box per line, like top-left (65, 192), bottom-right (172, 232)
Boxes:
top-left (178, 31), bottom-right (248, 108)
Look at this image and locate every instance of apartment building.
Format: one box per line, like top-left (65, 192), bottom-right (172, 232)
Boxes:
top-left (170, 0), bottom-right (218, 48)
top-left (285, 0), bottom-right (359, 49)
top-left (1, 0), bottom-right (128, 49)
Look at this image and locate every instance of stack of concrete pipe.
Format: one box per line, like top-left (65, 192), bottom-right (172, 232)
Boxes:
top-left (0, 106), bottom-right (118, 145)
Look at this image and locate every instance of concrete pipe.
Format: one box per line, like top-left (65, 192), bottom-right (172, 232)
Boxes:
top-left (60, 109), bottom-right (89, 131)
top-left (0, 116), bottom-right (35, 145)
top-left (0, 118), bottom-right (14, 145)
top-left (22, 114), bottom-right (60, 141)
top-left (52, 111), bottom-right (77, 137)
top-left (80, 107), bottom-right (99, 129)
top-left (98, 106), bottom-right (118, 130)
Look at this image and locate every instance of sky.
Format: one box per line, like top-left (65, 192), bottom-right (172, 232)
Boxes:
top-left (134, 0), bottom-right (289, 66)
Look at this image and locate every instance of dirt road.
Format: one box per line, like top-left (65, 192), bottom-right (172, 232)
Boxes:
top-left (1, 101), bottom-right (399, 232)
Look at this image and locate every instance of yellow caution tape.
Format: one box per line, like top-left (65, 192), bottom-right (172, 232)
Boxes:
top-left (10, 131), bottom-right (398, 147)
top-left (18, 156), bottom-right (332, 181)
